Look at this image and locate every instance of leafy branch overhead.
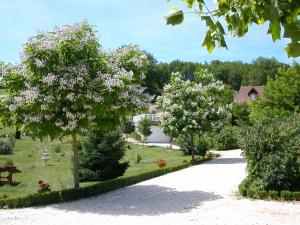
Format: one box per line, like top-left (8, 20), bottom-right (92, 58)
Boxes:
top-left (165, 0), bottom-right (300, 57)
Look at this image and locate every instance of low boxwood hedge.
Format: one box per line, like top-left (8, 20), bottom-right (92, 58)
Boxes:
top-left (238, 181), bottom-right (300, 201)
top-left (0, 157), bottom-right (212, 209)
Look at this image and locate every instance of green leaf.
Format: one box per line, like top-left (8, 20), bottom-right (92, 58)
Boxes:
top-left (201, 16), bottom-right (214, 27)
top-left (283, 22), bottom-right (300, 41)
top-left (183, 0), bottom-right (196, 8)
top-left (216, 21), bottom-right (225, 34)
top-left (202, 31), bottom-right (215, 53)
top-left (268, 20), bottom-right (281, 41)
top-left (285, 42), bottom-right (300, 57)
top-left (165, 8), bottom-right (184, 26)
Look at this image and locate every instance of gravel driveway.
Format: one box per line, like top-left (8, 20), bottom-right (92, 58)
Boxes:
top-left (0, 150), bottom-right (299, 225)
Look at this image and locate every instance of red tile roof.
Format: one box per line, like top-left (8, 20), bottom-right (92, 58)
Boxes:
top-left (234, 86), bottom-right (264, 103)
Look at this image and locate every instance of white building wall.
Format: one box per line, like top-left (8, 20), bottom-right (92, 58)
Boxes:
top-left (145, 125), bottom-right (171, 143)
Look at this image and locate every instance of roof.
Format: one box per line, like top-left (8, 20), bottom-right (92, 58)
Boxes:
top-left (234, 86), bottom-right (264, 103)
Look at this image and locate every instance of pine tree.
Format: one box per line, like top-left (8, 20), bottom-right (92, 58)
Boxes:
top-left (79, 130), bottom-right (129, 181)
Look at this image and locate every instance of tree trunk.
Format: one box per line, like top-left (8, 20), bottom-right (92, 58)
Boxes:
top-left (72, 133), bottom-right (80, 188)
top-left (170, 137), bottom-right (173, 149)
top-left (142, 136), bottom-right (145, 148)
top-left (15, 129), bottom-right (21, 139)
top-left (191, 134), bottom-right (195, 162)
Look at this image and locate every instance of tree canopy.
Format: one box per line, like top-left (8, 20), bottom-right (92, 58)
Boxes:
top-left (250, 63), bottom-right (300, 121)
top-left (165, 0), bottom-right (300, 57)
top-left (158, 70), bottom-right (231, 160)
top-left (0, 21), bottom-right (150, 188)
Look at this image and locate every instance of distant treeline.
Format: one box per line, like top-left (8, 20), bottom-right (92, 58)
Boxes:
top-left (144, 55), bottom-right (288, 96)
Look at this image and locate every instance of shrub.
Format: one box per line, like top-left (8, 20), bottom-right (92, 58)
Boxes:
top-left (131, 131), bottom-right (141, 141)
top-left (0, 140), bottom-right (13, 154)
top-left (37, 180), bottom-right (51, 193)
top-left (135, 153), bottom-right (142, 164)
top-left (79, 130), bottom-right (129, 182)
top-left (256, 190), bottom-right (268, 199)
top-left (212, 126), bottom-right (239, 150)
top-left (293, 192), bottom-right (300, 200)
top-left (53, 145), bottom-right (61, 153)
top-left (177, 135), bottom-right (209, 156)
top-left (155, 159), bottom-right (166, 168)
top-left (238, 115), bottom-right (300, 192)
top-left (281, 190), bottom-right (293, 200)
top-left (269, 190), bottom-right (279, 199)
top-left (122, 121), bottom-right (135, 134)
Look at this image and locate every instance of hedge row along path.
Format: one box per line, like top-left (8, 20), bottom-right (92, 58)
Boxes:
top-left (0, 150), bottom-right (299, 225)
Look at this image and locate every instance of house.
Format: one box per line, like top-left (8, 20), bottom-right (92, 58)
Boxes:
top-left (234, 86), bottom-right (264, 103)
top-left (132, 105), bottom-right (171, 143)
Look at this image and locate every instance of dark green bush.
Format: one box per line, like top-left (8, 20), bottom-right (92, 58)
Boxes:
top-left (293, 192), bottom-right (300, 200)
top-left (212, 126), bottom-right (239, 150)
top-left (256, 190), bottom-right (268, 199)
top-left (0, 191), bottom-right (61, 208)
top-left (281, 190), bottom-right (293, 200)
top-left (122, 121), bottom-right (135, 134)
top-left (238, 115), bottom-right (300, 192)
top-left (0, 140), bottom-right (13, 154)
top-left (269, 190), bottom-right (279, 199)
top-left (177, 135), bottom-right (209, 156)
top-left (79, 130), bottom-right (129, 182)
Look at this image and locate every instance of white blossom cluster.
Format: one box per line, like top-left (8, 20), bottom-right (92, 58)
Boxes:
top-left (2, 22), bottom-right (150, 137)
top-left (158, 71), bottom-right (231, 137)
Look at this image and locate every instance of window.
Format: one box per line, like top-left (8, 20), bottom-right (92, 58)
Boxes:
top-left (249, 93), bottom-right (257, 100)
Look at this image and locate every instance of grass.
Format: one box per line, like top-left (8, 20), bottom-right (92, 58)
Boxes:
top-left (0, 128), bottom-right (192, 198)
top-left (0, 89), bottom-right (6, 95)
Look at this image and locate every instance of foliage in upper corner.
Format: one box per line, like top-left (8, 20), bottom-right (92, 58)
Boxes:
top-left (165, 0), bottom-right (300, 57)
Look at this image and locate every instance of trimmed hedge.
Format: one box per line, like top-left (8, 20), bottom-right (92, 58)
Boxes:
top-left (239, 181), bottom-right (300, 201)
top-left (0, 157), bottom-right (213, 209)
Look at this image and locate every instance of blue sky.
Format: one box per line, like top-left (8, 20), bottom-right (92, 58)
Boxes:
top-left (0, 0), bottom-right (298, 64)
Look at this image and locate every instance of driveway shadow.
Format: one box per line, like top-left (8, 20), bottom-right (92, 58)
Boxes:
top-left (51, 185), bottom-right (222, 216)
top-left (206, 157), bottom-right (246, 165)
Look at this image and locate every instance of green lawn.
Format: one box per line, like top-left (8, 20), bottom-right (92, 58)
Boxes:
top-left (0, 128), bottom-right (191, 198)
top-left (0, 89), bottom-right (6, 95)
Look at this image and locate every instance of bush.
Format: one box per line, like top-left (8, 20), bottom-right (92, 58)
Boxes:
top-left (53, 145), bottom-right (61, 153)
top-left (0, 140), bottom-right (13, 154)
top-left (122, 121), bottom-right (135, 134)
top-left (212, 126), bottom-right (239, 150)
top-left (269, 190), bottom-right (279, 199)
top-left (238, 115), bottom-right (300, 192)
top-left (79, 130), bottom-right (129, 182)
top-left (135, 153), bottom-right (142, 164)
top-left (281, 190), bottom-right (293, 200)
top-left (131, 131), bottom-right (141, 141)
top-left (256, 190), bottom-right (268, 199)
top-left (293, 192), bottom-right (300, 200)
top-left (177, 135), bottom-right (209, 156)
top-left (155, 159), bottom-right (166, 168)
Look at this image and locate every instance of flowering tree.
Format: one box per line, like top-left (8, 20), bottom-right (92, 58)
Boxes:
top-left (158, 70), bottom-right (231, 161)
top-left (0, 21), bottom-right (150, 188)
